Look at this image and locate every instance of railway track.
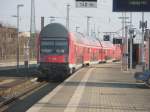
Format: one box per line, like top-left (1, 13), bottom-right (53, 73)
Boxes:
top-left (0, 77), bottom-right (46, 112)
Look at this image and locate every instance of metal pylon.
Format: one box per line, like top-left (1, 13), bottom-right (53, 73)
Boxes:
top-left (30, 0), bottom-right (36, 58)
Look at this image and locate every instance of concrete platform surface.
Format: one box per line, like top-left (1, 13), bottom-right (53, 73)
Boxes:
top-left (0, 61), bottom-right (37, 67)
top-left (0, 61), bottom-right (37, 70)
top-left (27, 63), bottom-right (150, 112)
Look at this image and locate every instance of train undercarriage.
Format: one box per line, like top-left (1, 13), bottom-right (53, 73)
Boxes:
top-left (37, 63), bottom-right (71, 81)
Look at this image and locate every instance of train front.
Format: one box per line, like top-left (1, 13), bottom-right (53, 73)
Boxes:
top-left (38, 23), bottom-right (70, 80)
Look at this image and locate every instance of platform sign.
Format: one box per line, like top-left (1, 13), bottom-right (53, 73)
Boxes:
top-left (103, 35), bottom-right (110, 41)
top-left (113, 0), bottom-right (150, 12)
top-left (76, 0), bottom-right (97, 8)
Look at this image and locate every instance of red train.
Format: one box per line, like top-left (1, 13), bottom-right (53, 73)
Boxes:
top-left (37, 23), bottom-right (121, 80)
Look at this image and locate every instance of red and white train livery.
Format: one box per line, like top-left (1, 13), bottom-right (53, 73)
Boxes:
top-left (37, 23), bottom-right (121, 80)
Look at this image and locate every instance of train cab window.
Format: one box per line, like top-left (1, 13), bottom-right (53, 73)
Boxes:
top-left (55, 40), bottom-right (68, 54)
top-left (41, 49), bottom-right (53, 54)
top-left (40, 39), bottom-right (68, 55)
top-left (55, 40), bottom-right (67, 46)
top-left (41, 40), bottom-right (54, 46)
top-left (41, 40), bottom-right (54, 48)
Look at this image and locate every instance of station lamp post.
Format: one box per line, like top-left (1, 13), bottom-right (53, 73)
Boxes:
top-left (13, 4), bottom-right (24, 70)
top-left (87, 16), bottom-right (92, 36)
top-left (140, 12), bottom-right (147, 69)
top-left (66, 4), bottom-right (70, 30)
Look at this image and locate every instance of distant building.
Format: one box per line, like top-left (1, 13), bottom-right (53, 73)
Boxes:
top-left (0, 25), bottom-right (30, 60)
top-left (0, 25), bottom-right (17, 40)
top-left (0, 25), bottom-right (17, 60)
top-left (19, 32), bottom-right (30, 37)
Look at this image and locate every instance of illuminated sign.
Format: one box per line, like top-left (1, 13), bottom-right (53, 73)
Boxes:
top-left (76, 0), bottom-right (97, 8)
top-left (113, 0), bottom-right (150, 12)
top-left (76, 0), bottom-right (97, 1)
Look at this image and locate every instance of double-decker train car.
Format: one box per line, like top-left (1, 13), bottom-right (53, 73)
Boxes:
top-left (37, 23), bottom-right (121, 80)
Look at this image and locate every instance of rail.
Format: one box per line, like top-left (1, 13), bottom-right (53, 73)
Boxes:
top-left (0, 78), bottom-right (46, 112)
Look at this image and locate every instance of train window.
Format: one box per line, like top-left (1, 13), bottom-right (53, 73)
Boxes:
top-left (55, 40), bottom-right (67, 46)
top-left (41, 49), bottom-right (53, 54)
top-left (41, 40), bottom-right (54, 46)
top-left (88, 48), bottom-right (90, 53)
top-left (40, 39), bottom-right (68, 55)
top-left (55, 40), bottom-right (68, 54)
top-left (99, 49), bottom-right (101, 54)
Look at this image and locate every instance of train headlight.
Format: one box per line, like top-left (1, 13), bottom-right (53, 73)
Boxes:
top-left (56, 49), bottom-right (65, 53)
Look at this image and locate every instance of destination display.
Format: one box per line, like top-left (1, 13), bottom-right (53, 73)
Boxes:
top-left (113, 0), bottom-right (150, 12)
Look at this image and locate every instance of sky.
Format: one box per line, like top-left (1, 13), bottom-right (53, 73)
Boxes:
top-left (0, 0), bottom-right (150, 37)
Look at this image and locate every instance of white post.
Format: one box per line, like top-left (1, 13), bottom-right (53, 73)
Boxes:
top-left (16, 4), bottom-right (24, 70)
top-left (87, 16), bottom-right (92, 36)
top-left (66, 4), bottom-right (70, 30)
top-left (121, 12), bottom-right (124, 71)
top-left (124, 12), bottom-right (128, 71)
top-left (130, 12), bottom-right (133, 70)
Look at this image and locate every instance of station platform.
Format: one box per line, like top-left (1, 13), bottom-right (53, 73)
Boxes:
top-left (27, 62), bottom-right (150, 112)
top-left (0, 61), bottom-right (37, 70)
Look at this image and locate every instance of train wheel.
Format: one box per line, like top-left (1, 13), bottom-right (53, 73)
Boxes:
top-left (72, 68), bottom-right (76, 73)
top-left (145, 77), bottom-right (150, 88)
top-left (86, 63), bottom-right (90, 66)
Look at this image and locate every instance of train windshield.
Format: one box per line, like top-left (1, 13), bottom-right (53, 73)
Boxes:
top-left (40, 39), bottom-right (68, 55)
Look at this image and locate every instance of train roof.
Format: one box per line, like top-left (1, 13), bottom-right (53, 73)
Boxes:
top-left (70, 33), bottom-right (114, 49)
top-left (101, 41), bottom-right (114, 49)
top-left (40, 23), bottom-right (114, 49)
top-left (70, 32), bottom-right (101, 47)
top-left (40, 23), bottom-right (68, 38)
